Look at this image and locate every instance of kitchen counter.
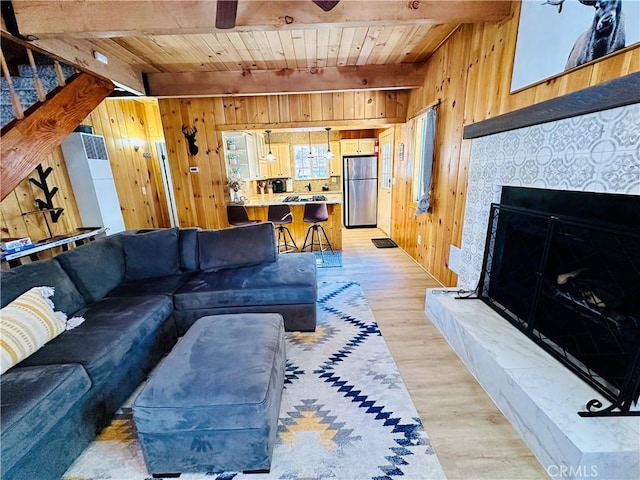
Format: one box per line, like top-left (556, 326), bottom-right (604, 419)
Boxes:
top-left (237, 192), bottom-right (342, 207)
top-left (230, 193), bottom-right (343, 250)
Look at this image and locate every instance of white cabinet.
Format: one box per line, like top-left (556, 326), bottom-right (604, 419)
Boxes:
top-left (223, 132), bottom-right (260, 180)
top-left (340, 138), bottom-right (375, 155)
top-left (61, 133), bottom-right (125, 235)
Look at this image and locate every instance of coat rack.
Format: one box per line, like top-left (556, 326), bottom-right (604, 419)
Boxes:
top-left (26, 164), bottom-right (64, 238)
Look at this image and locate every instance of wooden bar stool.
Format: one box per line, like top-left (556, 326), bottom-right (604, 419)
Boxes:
top-left (301, 203), bottom-right (334, 261)
top-left (268, 204), bottom-right (298, 253)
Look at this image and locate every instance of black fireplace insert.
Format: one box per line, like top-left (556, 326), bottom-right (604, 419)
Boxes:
top-left (477, 187), bottom-right (640, 416)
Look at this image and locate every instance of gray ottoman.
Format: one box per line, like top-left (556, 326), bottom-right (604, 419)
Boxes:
top-left (133, 313), bottom-right (286, 476)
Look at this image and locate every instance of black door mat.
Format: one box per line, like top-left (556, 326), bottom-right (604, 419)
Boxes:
top-left (371, 238), bottom-right (398, 248)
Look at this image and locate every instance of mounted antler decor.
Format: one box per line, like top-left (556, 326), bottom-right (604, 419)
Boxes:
top-left (182, 125), bottom-right (199, 156)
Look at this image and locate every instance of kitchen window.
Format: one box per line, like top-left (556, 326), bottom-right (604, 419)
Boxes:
top-left (293, 144), bottom-right (330, 179)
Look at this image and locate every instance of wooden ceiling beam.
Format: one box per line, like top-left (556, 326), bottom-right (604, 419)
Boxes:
top-left (0, 30), bottom-right (146, 94)
top-left (221, 118), bottom-right (407, 131)
top-left (1, 73), bottom-right (114, 200)
top-left (11, 0), bottom-right (511, 38)
top-left (147, 63), bottom-right (428, 96)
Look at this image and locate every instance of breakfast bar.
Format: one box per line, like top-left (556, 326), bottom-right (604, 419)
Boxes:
top-left (232, 193), bottom-right (342, 250)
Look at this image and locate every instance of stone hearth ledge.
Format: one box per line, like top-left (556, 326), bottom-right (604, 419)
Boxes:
top-left (425, 289), bottom-right (640, 480)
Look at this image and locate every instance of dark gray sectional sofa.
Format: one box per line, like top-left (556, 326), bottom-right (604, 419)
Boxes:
top-left (0, 222), bottom-right (317, 480)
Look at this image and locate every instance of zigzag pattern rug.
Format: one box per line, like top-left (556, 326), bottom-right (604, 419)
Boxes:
top-left (313, 251), bottom-right (342, 268)
top-left (63, 281), bottom-right (447, 480)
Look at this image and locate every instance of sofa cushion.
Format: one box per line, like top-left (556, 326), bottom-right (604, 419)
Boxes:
top-left (0, 260), bottom-right (85, 314)
top-left (17, 295), bottom-right (173, 387)
top-left (175, 252), bottom-right (316, 311)
top-left (198, 222), bottom-right (277, 272)
top-left (107, 272), bottom-right (195, 297)
top-left (0, 287), bottom-right (66, 374)
top-left (123, 228), bottom-right (180, 279)
top-left (0, 364), bottom-right (91, 475)
top-left (55, 236), bottom-right (125, 303)
top-left (179, 228), bottom-right (200, 272)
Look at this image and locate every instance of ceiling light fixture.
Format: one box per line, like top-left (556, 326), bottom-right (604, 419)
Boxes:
top-left (265, 130), bottom-right (276, 162)
top-left (325, 127), bottom-right (334, 160)
top-left (307, 132), bottom-right (314, 159)
top-left (93, 50), bottom-right (108, 65)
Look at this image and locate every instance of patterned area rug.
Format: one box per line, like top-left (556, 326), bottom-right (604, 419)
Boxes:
top-left (313, 251), bottom-right (342, 268)
top-left (63, 281), bottom-right (446, 480)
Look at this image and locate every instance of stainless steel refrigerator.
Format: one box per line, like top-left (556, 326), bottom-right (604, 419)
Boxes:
top-left (343, 155), bottom-right (378, 228)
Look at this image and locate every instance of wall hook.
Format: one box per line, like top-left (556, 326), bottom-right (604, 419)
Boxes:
top-left (182, 125), bottom-right (199, 156)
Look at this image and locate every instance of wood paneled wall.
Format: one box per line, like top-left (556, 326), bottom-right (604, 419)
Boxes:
top-left (158, 91), bottom-right (408, 229)
top-left (394, 1), bottom-right (640, 286)
top-left (1, 98), bottom-right (170, 253)
top-left (1, 147), bottom-right (81, 259)
top-left (4, 2), bottom-right (636, 277)
top-left (85, 99), bottom-right (170, 230)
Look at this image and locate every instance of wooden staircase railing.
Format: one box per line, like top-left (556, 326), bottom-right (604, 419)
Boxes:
top-left (26, 49), bottom-right (47, 102)
top-left (1, 42), bottom-right (75, 127)
top-left (0, 41), bottom-right (114, 200)
top-left (0, 47), bottom-right (24, 120)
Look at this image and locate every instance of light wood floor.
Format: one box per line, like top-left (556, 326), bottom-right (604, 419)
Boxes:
top-left (318, 228), bottom-right (547, 480)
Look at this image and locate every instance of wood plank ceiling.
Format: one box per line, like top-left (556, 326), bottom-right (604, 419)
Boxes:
top-left (6, 0), bottom-right (512, 97)
top-left (88, 24), bottom-right (454, 73)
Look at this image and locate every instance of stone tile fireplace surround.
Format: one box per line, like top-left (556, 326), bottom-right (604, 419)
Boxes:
top-left (426, 103), bottom-right (639, 479)
top-left (459, 103), bottom-right (639, 290)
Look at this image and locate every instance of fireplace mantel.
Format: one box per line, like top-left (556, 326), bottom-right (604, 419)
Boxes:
top-left (463, 72), bottom-right (640, 139)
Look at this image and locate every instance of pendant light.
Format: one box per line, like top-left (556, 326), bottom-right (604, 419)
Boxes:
top-left (307, 131), bottom-right (314, 159)
top-left (324, 127), bottom-right (334, 160)
top-left (265, 130), bottom-right (276, 161)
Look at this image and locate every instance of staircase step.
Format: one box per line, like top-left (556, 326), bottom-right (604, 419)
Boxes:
top-left (1, 104), bottom-right (15, 129)
top-left (1, 75), bottom-right (59, 93)
top-left (1, 86), bottom-right (39, 110)
top-left (18, 63), bottom-right (77, 80)
top-left (0, 58), bottom-right (78, 129)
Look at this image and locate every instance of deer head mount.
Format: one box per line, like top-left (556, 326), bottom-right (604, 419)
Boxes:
top-left (182, 125), bottom-right (199, 156)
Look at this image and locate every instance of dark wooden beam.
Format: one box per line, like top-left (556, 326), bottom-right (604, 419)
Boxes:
top-left (147, 64), bottom-right (428, 97)
top-left (1, 72), bottom-right (114, 200)
top-left (463, 72), bottom-right (640, 139)
top-left (11, 0), bottom-right (511, 37)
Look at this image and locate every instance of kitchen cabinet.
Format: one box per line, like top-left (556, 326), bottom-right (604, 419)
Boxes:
top-left (223, 132), bottom-right (260, 180)
top-left (259, 158), bottom-right (269, 179)
top-left (329, 141), bottom-right (341, 176)
top-left (339, 138), bottom-right (375, 155)
top-left (267, 143), bottom-right (291, 178)
top-left (256, 132), bottom-right (266, 160)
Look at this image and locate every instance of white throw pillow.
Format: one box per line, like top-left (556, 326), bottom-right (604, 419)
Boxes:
top-left (0, 286), bottom-right (67, 374)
